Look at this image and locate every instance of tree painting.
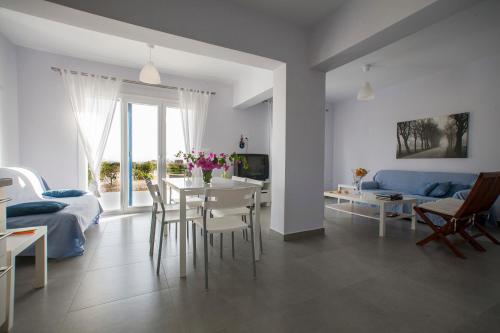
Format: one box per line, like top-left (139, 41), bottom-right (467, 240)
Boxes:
top-left (396, 112), bottom-right (469, 159)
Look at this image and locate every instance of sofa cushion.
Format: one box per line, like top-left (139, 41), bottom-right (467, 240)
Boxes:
top-left (43, 189), bottom-right (87, 198)
top-left (429, 182), bottom-right (452, 197)
top-left (447, 183), bottom-right (470, 196)
top-left (7, 201), bottom-right (68, 218)
top-left (414, 182), bottom-right (438, 196)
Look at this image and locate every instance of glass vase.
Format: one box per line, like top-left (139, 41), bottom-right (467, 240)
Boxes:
top-left (202, 169), bottom-right (213, 184)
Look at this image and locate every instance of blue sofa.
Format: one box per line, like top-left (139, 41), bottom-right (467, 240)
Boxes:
top-left (361, 170), bottom-right (498, 226)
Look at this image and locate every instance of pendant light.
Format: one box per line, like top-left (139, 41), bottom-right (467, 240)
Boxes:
top-left (357, 64), bottom-right (374, 101)
top-left (139, 44), bottom-right (161, 85)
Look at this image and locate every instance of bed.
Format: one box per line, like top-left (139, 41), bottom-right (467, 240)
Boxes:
top-left (0, 167), bottom-right (102, 259)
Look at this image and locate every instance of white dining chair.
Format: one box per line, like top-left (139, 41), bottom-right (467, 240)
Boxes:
top-left (211, 177), bottom-right (264, 252)
top-left (146, 180), bottom-right (202, 275)
top-left (211, 176), bottom-right (252, 218)
top-left (193, 187), bottom-right (257, 289)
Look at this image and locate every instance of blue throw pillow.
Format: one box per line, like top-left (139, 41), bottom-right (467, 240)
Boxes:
top-left (7, 201), bottom-right (68, 218)
top-left (415, 182), bottom-right (438, 196)
top-left (447, 183), bottom-right (470, 196)
top-left (429, 182), bottom-right (452, 197)
top-left (43, 189), bottom-right (86, 198)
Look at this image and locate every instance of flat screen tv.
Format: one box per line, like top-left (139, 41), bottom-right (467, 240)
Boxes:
top-left (234, 154), bottom-right (269, 181)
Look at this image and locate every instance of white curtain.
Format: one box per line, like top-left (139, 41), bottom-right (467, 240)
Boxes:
top-left (61, 70), bottom-right (121, 196)
top-left (178, 89), bottom-right (211, 153)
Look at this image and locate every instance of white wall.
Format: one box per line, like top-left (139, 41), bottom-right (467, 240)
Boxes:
top-left (330, 52), bottom-right (500, 187)
top-left (8, 0), bottom-right (327, 236)
top-left (324, 103), bottom-right (334, 189)
top-left (16, 46), bottom-right (269, 189)
top-left (233, 70), bottom-right (273, 108)
top-left (0, 32), bottom-right (19, 166)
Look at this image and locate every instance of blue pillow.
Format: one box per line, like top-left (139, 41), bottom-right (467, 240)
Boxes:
top-left (415, 182), bottom-right (438, 196)
top-left (7, 201), bottom-right (68, 218)
top-left (447, 183), bottom-right (470, 196)
top-left (43, 189), bottom-right (86, 198)
top-left (429, 182), bottom-right (452, 197)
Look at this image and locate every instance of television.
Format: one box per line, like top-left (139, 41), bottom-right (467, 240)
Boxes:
top-left (234, 154), bottom-right (269, 181)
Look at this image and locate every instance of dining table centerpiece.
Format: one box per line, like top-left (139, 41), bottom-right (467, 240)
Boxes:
top-left (175, 151), bottom-right (248, 183)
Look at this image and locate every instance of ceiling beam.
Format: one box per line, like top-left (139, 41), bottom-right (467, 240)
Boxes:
top-left (309, 0), bottom-right (484, 72)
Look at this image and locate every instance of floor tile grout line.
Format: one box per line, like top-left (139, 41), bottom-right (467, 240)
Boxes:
top-left (65, 219), bottom-right (108, 316)
top-left (66, 275), bottom-right (170, 314)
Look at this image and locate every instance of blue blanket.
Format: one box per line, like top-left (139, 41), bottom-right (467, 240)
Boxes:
top-left (7, 211), bottom-right (100, 259)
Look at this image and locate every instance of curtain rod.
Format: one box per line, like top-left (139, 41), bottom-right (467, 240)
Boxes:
top-left (50, 67), bottom-right (216, 95)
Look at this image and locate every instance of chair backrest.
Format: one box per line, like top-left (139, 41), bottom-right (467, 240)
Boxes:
top-left (203, 187), bottom-right (255, 210)
top-left (245, 178), bottom-right (264, 188)
top-left (145, 179), bottom-right (163, 204)
top-left (231, 176), bottom-right (247, 183)
top-left (455, 172), bottom-right (500, 219)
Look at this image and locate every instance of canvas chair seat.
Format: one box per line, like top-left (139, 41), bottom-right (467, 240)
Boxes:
top-left (419, 198), bottom-right (464, 217)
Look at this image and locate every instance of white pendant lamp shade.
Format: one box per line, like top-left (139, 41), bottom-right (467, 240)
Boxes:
top-left (357, 64), bottom-right (375, 101)
top-left (139, 45), bottom-right (161, 85)
top-left (140, 61), bottom-right (161, 84)
top-left (357, 81), bottom-right (374, 101)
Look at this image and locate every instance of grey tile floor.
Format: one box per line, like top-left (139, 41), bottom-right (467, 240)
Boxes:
top-left (11, 202), bottom-right (500, 333)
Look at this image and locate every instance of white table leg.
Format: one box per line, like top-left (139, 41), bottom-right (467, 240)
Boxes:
top-left (179, 191), bottom-right (187, 278)
top-left (5, 253), bottom-right (14, 331)
top-left (34, 233), bottom-right (47, 288)
top-left (379, 202), bottom-right (386, 237)
top-left (254, 189), bottom-right (261, 261)
top-left (411, 201), bottom-right (417, 231)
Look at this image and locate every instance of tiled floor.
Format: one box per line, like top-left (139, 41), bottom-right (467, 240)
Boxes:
top-left (11, 203), bottom-right (500, 333)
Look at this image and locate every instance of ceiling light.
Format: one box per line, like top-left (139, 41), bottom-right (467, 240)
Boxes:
top-left (357, 65), bottom-right (374, 101)
top-left (139, 44), bottom-right (161, 85)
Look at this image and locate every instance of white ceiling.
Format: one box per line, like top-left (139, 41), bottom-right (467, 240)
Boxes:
top-left (0, 8), bottom-right (270, 85)
top-left (326, 0), bottom-right (500, 104)
top-left (225, 0), bottom-right (346, 27)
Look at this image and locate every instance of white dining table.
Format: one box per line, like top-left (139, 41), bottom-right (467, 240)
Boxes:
top-left (162, 177), bottom-right (261, 277)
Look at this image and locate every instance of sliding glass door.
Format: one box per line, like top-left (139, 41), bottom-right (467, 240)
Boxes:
top-left (126, 102), bottom-right (159, 208)
top-left (95, 95), bottom-right (182, 212)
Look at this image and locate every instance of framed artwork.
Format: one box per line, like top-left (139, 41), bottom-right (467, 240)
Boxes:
top-left (396, 112), bottom-right (469, 159)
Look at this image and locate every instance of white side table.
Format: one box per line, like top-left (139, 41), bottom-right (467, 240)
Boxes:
top-left (3, 227), bottom-right (47, 332)
top-left (0, 232), bottom-right (11, 332)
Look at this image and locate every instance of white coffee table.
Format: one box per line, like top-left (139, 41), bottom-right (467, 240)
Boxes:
top-left (325, 191), bottom-right (417, 237)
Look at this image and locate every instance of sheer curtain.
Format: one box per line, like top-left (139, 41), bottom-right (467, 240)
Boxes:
top-left (178, 89), bottom-right (211, 153)
top-left (61, 70), bottom-right (121, 196)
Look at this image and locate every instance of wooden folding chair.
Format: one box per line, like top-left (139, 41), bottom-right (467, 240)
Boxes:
top-left (414, 172), bottom-right (500, 259)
